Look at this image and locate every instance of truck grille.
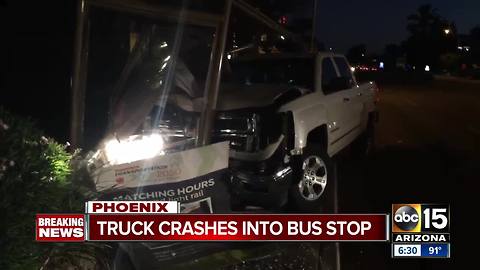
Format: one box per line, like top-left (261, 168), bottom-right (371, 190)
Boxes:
top-left (213, 113), bottom-right (260, 152)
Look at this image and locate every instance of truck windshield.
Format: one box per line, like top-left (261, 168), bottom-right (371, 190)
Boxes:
top-left (226, 57), bottom-right (315, 89)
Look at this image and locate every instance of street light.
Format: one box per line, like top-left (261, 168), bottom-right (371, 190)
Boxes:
top-left (444, 28), bottom-right (451, 35)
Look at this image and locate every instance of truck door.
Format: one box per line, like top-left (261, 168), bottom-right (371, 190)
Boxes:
top-left (332, 56), bottom-right (363, 140)
top-left (319, 56), bottom-right (352, 154)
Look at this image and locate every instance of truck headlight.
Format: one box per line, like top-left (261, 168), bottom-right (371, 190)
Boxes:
top-left (104, 134), bottom-right (164, 165)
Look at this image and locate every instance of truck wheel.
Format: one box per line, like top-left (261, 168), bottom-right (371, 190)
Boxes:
top-left (352, 119), bottom-right (375, 158)
top-left (289, 144), bottom-right (334, 212)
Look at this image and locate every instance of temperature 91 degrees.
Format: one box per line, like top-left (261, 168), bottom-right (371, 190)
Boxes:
top-left (429, 246), bottom-right (441, 254)
top-left (421, 244), bottom-right (450, 258)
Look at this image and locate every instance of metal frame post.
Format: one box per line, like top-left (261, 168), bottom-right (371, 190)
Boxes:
top-left (70, 0), bottom-right (89, 149)
top-left (197, 0), bottom-right (232, 146)
top-left (311, 0), bottom-right (318, 52)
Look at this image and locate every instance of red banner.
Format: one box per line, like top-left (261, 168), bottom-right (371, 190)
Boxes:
top-left (88, 214), bottom-right (388, 241)
top-left (36, 214), bottom-right (85, 242)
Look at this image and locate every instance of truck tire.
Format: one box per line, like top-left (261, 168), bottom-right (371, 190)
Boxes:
top-left (352, 119), bottom-right (375, 158)
top-left (289, 144), bottom-right (335, 212)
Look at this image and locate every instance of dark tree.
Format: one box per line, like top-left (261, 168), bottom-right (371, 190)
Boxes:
top-left (383, 43), bottom-right (403, 70)
top-left (469, 26), bottom-right (480, 64)
top-left (404, 4), bottom-right (457, 70)
top-left (346, 44), bottom-right (367, 65)
top-left (406, 4), bottom-right (439, 35)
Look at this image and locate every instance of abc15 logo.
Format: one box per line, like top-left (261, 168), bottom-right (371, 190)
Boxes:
top-left (392, 204), bottom-right (449, 233)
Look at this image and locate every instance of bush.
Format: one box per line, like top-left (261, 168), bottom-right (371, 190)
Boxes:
top-left (0, 108), bottom-right (105, 269)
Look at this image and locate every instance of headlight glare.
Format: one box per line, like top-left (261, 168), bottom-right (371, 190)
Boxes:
top-left (104, 134), bottom-right (164, 164)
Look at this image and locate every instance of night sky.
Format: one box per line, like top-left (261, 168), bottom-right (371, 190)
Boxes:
top-left (316, 0), bottom-right (480, 53)
top-left (0, 0), bottom-right (479, 141)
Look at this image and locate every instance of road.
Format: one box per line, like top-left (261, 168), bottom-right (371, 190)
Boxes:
top-left (337, 78), bottom-right (480, 269)
top-left (377, 78), bottom-right (480, 153)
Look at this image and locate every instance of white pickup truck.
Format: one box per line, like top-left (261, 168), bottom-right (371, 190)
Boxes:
top-left (212, 52), bottom-right (379, 211)
top-left (105, 49), bottom-right (378, 212)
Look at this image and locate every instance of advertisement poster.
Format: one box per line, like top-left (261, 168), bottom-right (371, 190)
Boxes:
top-left (94, 141), bottom-right (230, 214)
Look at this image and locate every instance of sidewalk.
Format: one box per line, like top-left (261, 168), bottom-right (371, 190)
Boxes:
top-left (434, 75), bottom-right (480, 84)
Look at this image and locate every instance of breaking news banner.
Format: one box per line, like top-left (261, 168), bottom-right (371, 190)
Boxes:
top-left (391, 203), bottom-right (450, 258)
top-left (35, 202), bottom-right (388, 242)
top-left (87, 214), bottom-right (388, 241)
top-left (36, 214), bottom-right (85, 242)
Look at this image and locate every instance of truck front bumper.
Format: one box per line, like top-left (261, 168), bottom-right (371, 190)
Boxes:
top-left (229, 165), bottom-right (293, 208)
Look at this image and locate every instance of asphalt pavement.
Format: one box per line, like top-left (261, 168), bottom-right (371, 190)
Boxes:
top-left (337, 77), bottom-right (479, 269)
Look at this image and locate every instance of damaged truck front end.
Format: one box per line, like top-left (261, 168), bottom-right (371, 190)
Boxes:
top-left (214, 108), bottom-right (296, 208)
top-left (211, 55), bottom-right (315, 209)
